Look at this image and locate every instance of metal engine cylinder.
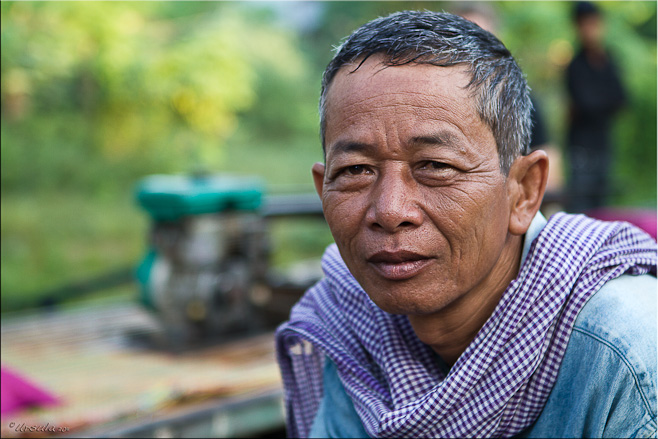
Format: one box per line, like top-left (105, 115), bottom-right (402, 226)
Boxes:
top-left (135, 174), bottom-right (268, 346)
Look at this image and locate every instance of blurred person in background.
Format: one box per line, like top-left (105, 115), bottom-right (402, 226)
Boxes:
top-left (566, 1), bottom-right (626, 212)
top-left (457, 2), bottom-right (565, 198)
top-left (276, 10), bottom-right (657, 438)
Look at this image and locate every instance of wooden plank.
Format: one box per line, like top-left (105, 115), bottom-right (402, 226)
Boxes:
top-left (1, 301), bottom-right (283, 438)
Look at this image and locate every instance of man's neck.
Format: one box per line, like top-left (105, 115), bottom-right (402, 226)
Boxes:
top-left (408, 234), bottom-right (523, 366)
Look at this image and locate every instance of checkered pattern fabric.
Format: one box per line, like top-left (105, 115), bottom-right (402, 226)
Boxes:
top-left (276, 213), bottom-right (657, 438)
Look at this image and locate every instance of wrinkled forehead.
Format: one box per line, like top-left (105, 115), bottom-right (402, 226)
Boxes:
top-left (325, 57), bottom-right (476, 117)
top-left (322, 57), bottom-right (498, 162)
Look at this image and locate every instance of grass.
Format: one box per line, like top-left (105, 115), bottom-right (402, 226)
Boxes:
top-left (1, 191), bottom-right (148, 311)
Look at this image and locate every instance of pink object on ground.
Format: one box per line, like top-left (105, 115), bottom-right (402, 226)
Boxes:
top-left (587, 208), bottom-right (657, 240)
top-left (1, 365), bottom-right (60, 415)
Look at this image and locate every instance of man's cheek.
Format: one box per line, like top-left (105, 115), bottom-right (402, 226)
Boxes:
top-left (324, 193), bottom-right (363, 224)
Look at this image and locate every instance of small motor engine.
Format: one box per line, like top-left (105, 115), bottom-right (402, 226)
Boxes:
top-left (135, 174), bottom-right (269, 347)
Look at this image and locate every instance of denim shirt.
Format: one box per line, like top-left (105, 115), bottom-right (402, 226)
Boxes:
top-left (310, 214), bottom-right (657, 438)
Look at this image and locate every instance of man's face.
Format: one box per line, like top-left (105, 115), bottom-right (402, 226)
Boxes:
top-left (315, 57), bottom-right (518, 316)
top-left (577, 14), bottom-right (604, 50)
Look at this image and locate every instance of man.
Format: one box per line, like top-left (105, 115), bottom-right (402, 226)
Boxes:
top-left (566, 1), bottom-right (626, 212)
top-left (276, 11), bottom-right (656, 438)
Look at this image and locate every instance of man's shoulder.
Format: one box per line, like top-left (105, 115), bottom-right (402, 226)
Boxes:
top-left (574, 273), bottom-right (656, 352)
top-left (570, 273), bottom-right (656, 433)
top-left (570, 273), bottom-right (656, 391)
top-left (521, 273), bottom-right (657, 438)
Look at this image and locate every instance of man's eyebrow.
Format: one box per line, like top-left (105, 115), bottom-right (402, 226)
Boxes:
top-left (328, 140), bottom-right (374, 155)
top-left (411, 132), bottom-right (461, 147)
top-left (328, 132), bottom-right (462, 155)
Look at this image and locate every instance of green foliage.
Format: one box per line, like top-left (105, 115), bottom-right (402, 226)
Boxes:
top-left (604, 3), bottom-right (658, 206)
top-left (1, 1), bottom-right (311, 184)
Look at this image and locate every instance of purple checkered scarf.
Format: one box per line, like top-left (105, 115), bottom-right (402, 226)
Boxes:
top-left (276, 213), bottom-right (657, 438)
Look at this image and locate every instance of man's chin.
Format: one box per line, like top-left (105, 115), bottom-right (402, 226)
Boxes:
top-left (363, 283), bottom-right (451, 316)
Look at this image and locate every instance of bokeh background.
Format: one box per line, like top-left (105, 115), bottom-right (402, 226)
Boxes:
top-left (2, 0), bottom-right (656, 312)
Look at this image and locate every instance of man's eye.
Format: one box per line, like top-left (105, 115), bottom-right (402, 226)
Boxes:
top-left (416, 161), bottom-right (457, 184)
top-left (345, 165), bottom-right (369, 175)
top-left (423, 161), bottom-right (449, 170)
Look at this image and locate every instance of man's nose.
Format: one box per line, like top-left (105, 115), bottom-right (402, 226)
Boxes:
top-left (366, 169), bottom-right (423, 233)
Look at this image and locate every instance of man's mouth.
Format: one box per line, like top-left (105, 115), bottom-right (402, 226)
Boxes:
top-left (366, 250), bottom-right (433, 280)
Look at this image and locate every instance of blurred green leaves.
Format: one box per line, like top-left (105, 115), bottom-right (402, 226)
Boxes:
top-left (1, 1), bottom-right (311, 191)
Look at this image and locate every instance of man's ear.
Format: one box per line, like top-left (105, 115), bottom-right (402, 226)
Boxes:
top-left (312, 162), bottom-right (325, 199)
top-left (507, 150), bottom-right (549, 236)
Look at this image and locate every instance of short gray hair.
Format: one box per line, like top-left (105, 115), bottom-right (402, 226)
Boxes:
top-left (319, 10), bottom-right (532, 174)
